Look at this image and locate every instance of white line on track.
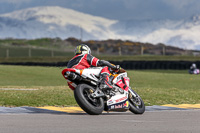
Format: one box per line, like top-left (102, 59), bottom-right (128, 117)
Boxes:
top-left (120, 120), bottom-right (163, 123)
top-left (0, 88), bottom-right (38, 91)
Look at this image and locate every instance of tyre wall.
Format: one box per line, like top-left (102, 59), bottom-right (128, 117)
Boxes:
top-left (110, 61), bottom-right (200, 70)
top-left (1, 61), bottom-right (200, 70)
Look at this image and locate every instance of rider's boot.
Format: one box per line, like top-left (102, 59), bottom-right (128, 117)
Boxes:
top-left (99, 73), bottom-right (113, 91)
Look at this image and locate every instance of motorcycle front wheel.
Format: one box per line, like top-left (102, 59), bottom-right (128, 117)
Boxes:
top-left (128, 88), bottom-right (145, 114)
top-left (74, 84), bottom-right (104, 115)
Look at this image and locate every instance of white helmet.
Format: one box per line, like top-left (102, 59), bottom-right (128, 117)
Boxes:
top-left (75, 44), bottom-right (91, 55)
top-left (192, 63), bottom-right (196, 68)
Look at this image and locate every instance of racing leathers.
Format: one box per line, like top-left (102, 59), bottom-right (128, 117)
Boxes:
top-left (67, 54), bottom-right (117, 90)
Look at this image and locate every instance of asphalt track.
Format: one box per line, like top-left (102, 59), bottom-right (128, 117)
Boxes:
top-left (0, 106), bottom-right (200, 133)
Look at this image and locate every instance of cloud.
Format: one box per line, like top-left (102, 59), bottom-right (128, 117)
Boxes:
top-left (162, 0), bottom-right (200, 16)
top-left (0, 0), bottom-right (31, 4)
top-left (1, 0), bottom-right (200, 21)
top-left (138, 25), bottom-right (200, 50)
top-left (121, 0), bottom-right (200, 20)
top-left (163, 0), bottom-right (195, 9)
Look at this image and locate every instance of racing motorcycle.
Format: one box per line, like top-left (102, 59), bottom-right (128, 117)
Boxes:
top-left (189, 69), bottom-right (200, 75)
top-left (62, 67), bottom-right (145, 115)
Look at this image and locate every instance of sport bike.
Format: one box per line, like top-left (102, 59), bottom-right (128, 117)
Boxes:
top-left (62, 67), bottom-right (145, 115)
top-left (189, 69), bottom-right (200, 75)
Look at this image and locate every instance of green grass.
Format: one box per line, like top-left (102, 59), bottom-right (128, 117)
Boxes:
top-left (0, 86), bottom-right (75, 107)
top-left (0, 45), bottom-right (74, 58)
top-left (128, 70), bottom-right (200, 105)
top-left (0, 65), bottom-right (66, 86)
top-left (98, 55), bottom-right (200, 61)
top-left (0, 57), bottom-right (72, 63)
top-left (0, 65), bottom-right (76, 106)
top-left (0, 38), bottom-right (66, 49)
top-left (0, 65), bottom-right (200, 107)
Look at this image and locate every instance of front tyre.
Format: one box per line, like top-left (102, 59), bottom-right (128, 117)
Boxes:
top-left (74, 84), bottom-right (104, 115)
top-left (128, 88), bottom-right (145, 114)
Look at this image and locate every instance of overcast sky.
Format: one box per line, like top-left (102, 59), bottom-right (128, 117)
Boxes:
top-left (0, 0), bottom-right (200, 21)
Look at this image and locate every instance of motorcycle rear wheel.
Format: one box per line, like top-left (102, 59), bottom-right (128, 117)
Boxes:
top-left (128, 89), bottom-right (145, 114)
top-left (74, 84), bottom-right (104, 115)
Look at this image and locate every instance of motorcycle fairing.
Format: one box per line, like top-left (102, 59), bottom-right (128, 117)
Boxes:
top-left (106, 72), bottom-right (130, 111)
top-left (62, 68), bottom-right (77, 90)
top-left (107, 92), bottom-right (130, 110)
top-left (116, 77), bottom-right (130, 91)
top-left (81, 67), bottom-right (103, 81)
top-left (62, 68), bottom-right (76, 79)
top-left (108, 100), bottom-right (130, 110)
top-left (112, 72), bottom-right (128, 84)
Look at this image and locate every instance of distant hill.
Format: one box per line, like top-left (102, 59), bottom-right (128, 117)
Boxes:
top-left (0, 37), bottom-right (199, 56)
top-left (66, 38), bottom-right (200, 56)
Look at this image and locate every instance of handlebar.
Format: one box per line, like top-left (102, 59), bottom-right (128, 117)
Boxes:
top-left (110, 67), bottom-right (126, 75)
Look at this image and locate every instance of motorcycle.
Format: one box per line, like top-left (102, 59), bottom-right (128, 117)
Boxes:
top-left (62, 67), bottom-right (145, 115)
top-left (189, 69), bottom-right (200, 75)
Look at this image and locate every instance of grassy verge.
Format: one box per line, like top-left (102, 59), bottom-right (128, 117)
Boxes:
top-left (0, 86), bottom-right (76, 107)
top-left (128, 70), bottom-right (200, 106)
top-left (0, 65), bottom-right (76, 106)
top-left (0, 65), bottom-right (200, 106)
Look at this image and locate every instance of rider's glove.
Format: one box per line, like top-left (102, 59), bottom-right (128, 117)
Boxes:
top-left (115, 65), bottom-right (121, 70)
top-left (114, 65), bottom-right (121, 72)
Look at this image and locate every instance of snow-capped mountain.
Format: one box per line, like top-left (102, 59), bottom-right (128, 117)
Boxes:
top-left (0, 6), bottom-right (118, 40)
top-left (112, 16), bottom-right (200, 50)
top-left (0, 6), bottom-right (200, 50)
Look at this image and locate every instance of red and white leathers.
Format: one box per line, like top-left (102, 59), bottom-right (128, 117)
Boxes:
top-left (67, 54), bottom-right (99, 69)
top-left (67, 54), bottom-right (113, 90)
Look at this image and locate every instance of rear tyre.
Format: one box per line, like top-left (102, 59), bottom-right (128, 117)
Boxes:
top-left (128, 89), bottom-right (145, 114)
top-left (74, 84), bottom-right (104, 115)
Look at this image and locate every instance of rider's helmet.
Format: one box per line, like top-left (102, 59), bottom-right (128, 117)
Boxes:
top-left (75, 44), bottom-right (91, 55)
top-left (192, 63), bottom-right (196, 68)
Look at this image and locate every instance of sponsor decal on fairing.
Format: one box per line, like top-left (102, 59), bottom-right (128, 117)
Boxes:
top-left (115, 96), bottom-right (128, 103)
top-left (108, 100), bottom-right (130, 110)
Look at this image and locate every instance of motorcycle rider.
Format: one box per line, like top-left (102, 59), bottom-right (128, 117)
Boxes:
top-left (189, 63), bottom-right (199, 74)
top-left (190, 63), bottom-right (197, 71)
top-left (67, 44), bottom-right (120, 91)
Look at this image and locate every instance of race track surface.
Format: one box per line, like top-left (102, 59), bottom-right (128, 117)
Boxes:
top-left (0, 105), bottom-right (200, 133)
top-left (1, 104), bottom-right (200, 114)
top-left (0, 109), bottom-right (200, 133)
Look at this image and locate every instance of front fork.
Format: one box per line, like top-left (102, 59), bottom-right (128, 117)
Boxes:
top-left (90, 87), bottom-right (105, 98)
top-left (128, 87), bottom-right (137, 98)
top-left (128, 87), bottom-right (142, 107)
